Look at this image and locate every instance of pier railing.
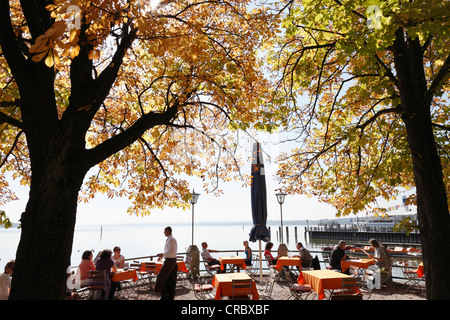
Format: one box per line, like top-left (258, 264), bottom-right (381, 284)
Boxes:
top-left (119, 249), bottom-right (423, 283)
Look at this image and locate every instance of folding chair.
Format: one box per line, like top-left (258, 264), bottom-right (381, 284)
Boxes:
top-left (87, 270), bottom-right (107, 300)
top-left (330, 277), bottom-right (362, 300)
top-left (285, 268), bottom-right (313, 300)
top-left (203, 260), bottom-right (221, 277)
top-left (288, 283), bottom-right (313, 300)
top-left (399, 260), bottom-right (423, 292)
top-left (360, 269), bottom-right (375, 300)
top-left (258, 276), bottom-right (275, 300)
top-left (192, 275), bottom-right (215, 300)
top-left (230, 279), bottom-right (253, 300)
top-left (380, 257), bottom-right (395, 292)
top-left (245, 254), bottom-right (259, 278)
top-left (139, 262), bottom-right (157, 291)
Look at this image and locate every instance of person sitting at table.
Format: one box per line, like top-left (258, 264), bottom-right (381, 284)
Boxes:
top-left (365, 238), bottom-right (393, 284)
top-left (293, 242), bottom-right (313, 269)
top-left (264, 242), bottom-right (280, 265)
top-left (243, 241), bottom-right (252, 266)
top-left (0, 260), bottom-right (14, 300)
top-left (365, 238), bottom-right (391, 270)
top-left (95, 249), bottom-right (118, 300)
top-left (77, 250), bottom-right (96, 287)
top-left (112, 246), bottom-right (125, 268)
top-left (329, 240), bottom-right (349, 272)
top-left (112, 246), bottom-right (127, 292)
top-left (201, 242), bottom-right (226, 273)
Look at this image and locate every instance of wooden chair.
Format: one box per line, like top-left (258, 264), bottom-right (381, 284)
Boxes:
top-left (330, 277), bottom-right (362, 300)
top-left (87, 270), bottom-right (107, 300)
top-left (230, 279), bottom-right (253, 300)
top-left (142, 262), bottom-right (157, 290)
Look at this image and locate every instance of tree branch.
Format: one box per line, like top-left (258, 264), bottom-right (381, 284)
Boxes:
top-left (0, 130), bottom-right (24, 169)
top-left (356, 106), bottom-right (403, 131)
top-left (0, 111), bottom-right (23, 129)
top-left (425, 53), bottom-right (450, 106)
top-left (83, 106), bottom-right (179, 170)
top-left (0, 1), bottom-right (29, 87)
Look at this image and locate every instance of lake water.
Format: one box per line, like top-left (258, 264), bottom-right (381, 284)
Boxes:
top-left (1, 221), bottom-right (328, 270)
top-left (1, 221), bottom-right (418, 280)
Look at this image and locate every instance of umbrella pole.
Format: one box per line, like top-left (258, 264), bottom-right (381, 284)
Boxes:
top-left (259, 240), bottom-right (263, 284)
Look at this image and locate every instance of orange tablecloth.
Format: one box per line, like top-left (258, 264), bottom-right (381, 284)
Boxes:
top-left (219, 256), bottom-right (247, 271)
top-left (417, 263), bottom-right (424, 278)
top-left (275, 256), bottom-right (302, 272)
top-left (212, 273), bottom-right (259, 300)
top-left (155, 261), bottom-right (189, 274)
top-left (340, 259), bottom-right (375, 273)
top-left (111, 269), bottom-right (138, 282)
top-left (298, 270), bottom-right (355, 300)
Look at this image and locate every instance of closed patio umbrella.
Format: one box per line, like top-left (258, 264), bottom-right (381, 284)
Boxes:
top-left (249, 142), bottom-right (270, 283)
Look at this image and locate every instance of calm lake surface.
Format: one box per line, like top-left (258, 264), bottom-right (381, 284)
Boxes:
top-left (1, 221), bottom-right (327, 269)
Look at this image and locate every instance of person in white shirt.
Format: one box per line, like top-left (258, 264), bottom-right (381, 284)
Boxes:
top-left (201, 242), bottom-right (226, 273)
top-left (0, 260), bottom-right (14, 300)
top-left (155, 226), bottom-right (178, 299)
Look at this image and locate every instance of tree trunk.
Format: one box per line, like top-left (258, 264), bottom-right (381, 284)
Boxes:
top-left (393, 29), bottom-right (450, 300)
top-left (9, 141), bottom-right (88, 299)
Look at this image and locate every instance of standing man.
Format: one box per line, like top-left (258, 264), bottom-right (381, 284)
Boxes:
top-left (155, 226), bottom-right (178, 300)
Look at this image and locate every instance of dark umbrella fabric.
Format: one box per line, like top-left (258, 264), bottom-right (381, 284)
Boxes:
top-left (249, 142), bottom-right (270, 243)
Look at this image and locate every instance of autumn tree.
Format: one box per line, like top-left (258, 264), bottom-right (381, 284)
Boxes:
top-left (269, 0), bottom-right (449, 299)
top-left (0, 0), bottom-right (278, 299)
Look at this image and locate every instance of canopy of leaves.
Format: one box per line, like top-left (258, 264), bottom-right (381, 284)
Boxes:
top-left (268, 0), bottom-right (449, 216)
top-left (0, 0), bottom-right (280, 217)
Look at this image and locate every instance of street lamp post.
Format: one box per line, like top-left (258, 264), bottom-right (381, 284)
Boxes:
top-left (187, 189), bottom-right (200, 277)
top-left (275, 192), bottom-right (286, 243)
top-left (190, 189), bottom-right (200, 246)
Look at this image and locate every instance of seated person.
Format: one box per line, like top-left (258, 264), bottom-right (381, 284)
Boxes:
top-left (95, 249), bottom-right (119, 300)
top-left (264, 242), bottom-right (279, 265)
top-left (0, 260), bottom-right (14, 300)
top-left (243, 241), bottom-right (252, 266)
top-left (112, 246), bottom-right (125, 268)
top-left (77, 250), bottom-right (96, 287)
top-left (293, 242), bottom-right (313, 269)
top-left (329, 240), bottom-right (349, 272)
top-left (201, 242), bottom-right (226, 273)
top-left (366, 238), bottom-right (391, 270)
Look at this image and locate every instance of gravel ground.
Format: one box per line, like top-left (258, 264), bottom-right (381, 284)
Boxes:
top-left (113, 274), bottom-right (426, 301)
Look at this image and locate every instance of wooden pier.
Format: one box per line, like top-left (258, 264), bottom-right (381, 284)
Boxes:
top-left (307, 228), bottom-right (421, 244)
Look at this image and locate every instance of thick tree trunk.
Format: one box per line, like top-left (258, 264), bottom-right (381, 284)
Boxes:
top-left (9, 127), bottom-right (89, 299)
top-left (394, 29), bottom-right (450, 300)
top-left (8, 67), bottom-right (90, 299)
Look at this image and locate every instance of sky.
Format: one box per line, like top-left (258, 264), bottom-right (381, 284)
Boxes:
top-left (1, 131), bottom-right (341, 227)
top-left (1, 130), bottom-right (413, 228)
